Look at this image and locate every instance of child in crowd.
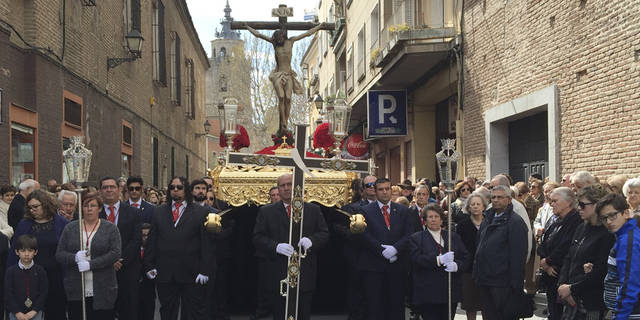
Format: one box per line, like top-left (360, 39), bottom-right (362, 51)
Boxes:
top-left (4, 234), bottom-right (48, 320)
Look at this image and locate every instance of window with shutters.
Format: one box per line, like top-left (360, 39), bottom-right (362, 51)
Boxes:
top-left (169, 32), bottom-right (181, 105)
top-left (357, 26), bottom-right (366, 81)
top-left (184, 58), bottom-right (195, 119)
top-left (152, 1), bottom-right (166, 84)
top-left (346, 44), bottom-right (354, 93)
top-left (121, 120), bottom-right (133, 177)
top-left (124, 0), bottom-right (141, 32)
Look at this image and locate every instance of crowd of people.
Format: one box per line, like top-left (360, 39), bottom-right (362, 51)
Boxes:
top-left (0, 170), bottom-right (639, 320)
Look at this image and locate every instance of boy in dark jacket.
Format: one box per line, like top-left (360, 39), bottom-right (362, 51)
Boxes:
top-left (4, 234), bottom-right (48, 320)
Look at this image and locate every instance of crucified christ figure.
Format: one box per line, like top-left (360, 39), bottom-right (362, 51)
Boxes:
top-left (245, 24), bottom-right (324, 132)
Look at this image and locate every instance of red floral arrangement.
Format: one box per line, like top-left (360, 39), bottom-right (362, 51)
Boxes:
top-left (219, 125), bottom-right (250, 151)
top-left (270, 128), bottom-right (294, 146)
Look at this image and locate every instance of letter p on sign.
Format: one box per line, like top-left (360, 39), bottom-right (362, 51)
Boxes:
top-left (378, 95), bottom-right (397, 124)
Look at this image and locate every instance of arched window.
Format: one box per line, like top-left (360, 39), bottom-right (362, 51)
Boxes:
top-left (220, 47), bottom-right (226, 58)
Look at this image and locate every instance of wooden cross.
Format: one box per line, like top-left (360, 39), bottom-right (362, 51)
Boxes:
top-left (230, 4), bottom-right (335, 32)
top-left (223, 124), bottom-right (372, 320)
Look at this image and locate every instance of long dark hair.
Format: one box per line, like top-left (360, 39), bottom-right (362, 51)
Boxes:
top-left (166, 176), bottom-right (192, 203)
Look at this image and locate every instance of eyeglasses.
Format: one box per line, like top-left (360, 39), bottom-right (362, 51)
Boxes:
top-left (168, 184), bottom-right (184, 191)
top-left (491, 195), bottom-right (507, 199)
top-left (577, 201), bottom-right (595, 209)
top-left (364, 182), bottom-right (375, 189)
top-left (128, 186), bottom-right (142, 191)
top-left (207, 184), bottom-right (213, 189)
top-left (599, 211), bottom-right (621, 223)
top-left (27, 204), bottom-right (41, 210)
top-left (460, 188), bottom-right (471, 192)
top-left (101, 185), bottom-right (117, 190)
top-left (208, 197), bottom-right (215, 201)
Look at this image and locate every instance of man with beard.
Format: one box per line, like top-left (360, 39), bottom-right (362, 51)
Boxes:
top-left (99, 176), bottom-right (143, 320)
top-left (144, 177), bottom-right (212, 319)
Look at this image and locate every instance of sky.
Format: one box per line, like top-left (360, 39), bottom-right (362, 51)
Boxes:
top-left (186, 0), bottom-right (320, 57)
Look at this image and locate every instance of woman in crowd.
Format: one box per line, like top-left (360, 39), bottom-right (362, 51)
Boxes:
top-left (556, 184), bottom-right (615, 320)
top-left (9, 190), bottom-right (69, 319)
top-left (450, 182), bottom-right (473, 224)
top-left (533, 182), bottom-right (560, 243)
top-left (530, 179), bottom-right (545, 203)
top-left (145, 188), bottom-right (160, 206)
top-left (56, 193), bottom-right (121, 320)
top-left (622, 177), bottom-right (640, 216)
top-left (391, 185), bottom-right (402, 203)
top-left (0, 184), bottom-right (16, 239)
top-left (457, 193), bottom-right (487, 320)
top-left (408, 203), bottom-right (469, 320)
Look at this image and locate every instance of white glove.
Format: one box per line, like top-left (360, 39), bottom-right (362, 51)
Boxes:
top-left (75, 250), bottom-right (88, 262)
top-left (195, 274), bottom-right (209, 285)
top-left (146, 269), bottom-right (157, 279)
top-left (444, 261), bottom-right (458, 273)
top-left (276, 243), bottom-right (295, 257)
top-left (389, 256), bottom-right (398, 263)
top-left (298, 237), bottom-right (312, 250)
top-left (439, 251), bottom-right (454, 265)
top-left (381, 245), bottom-right (398, 260)
top-left (77, 260), bottom-right (90, 272)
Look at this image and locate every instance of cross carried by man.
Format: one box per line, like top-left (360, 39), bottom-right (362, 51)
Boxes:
top-left (219, 124), bottom-right (371, 320)
top-left (231, 5), bottom-right (335, 132)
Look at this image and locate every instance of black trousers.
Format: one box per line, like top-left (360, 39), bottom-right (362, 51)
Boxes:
top-left (362, 270), bottom-right (407, 320)
top-left (157, 281), bottom-right (207, 320)
top-left (45, 267), bottom-right (68, 320)
top-left (478, 286), bottom-right (516, 320)
top-left (255, 259), bottom-right (271, 316)
top-left (270, 291), bottom-right (313, 320)
top-left (115, 269), bottom-right (139, 320)
top-left (417, 303), bottom-right (457, 320)
top-left (346, 261), bottom-right (365, 320)
top-left (138, 278), bottom-right (156, 320)
top-left (68, 298), bottom-right (114, 320)
top-left (211, 258), bottom-right (230, 320)
top-left (542, 275), bottom-right (563, 320)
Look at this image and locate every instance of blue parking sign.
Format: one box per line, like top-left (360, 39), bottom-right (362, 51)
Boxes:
top-left (367, 90), bottom-right (407, 137)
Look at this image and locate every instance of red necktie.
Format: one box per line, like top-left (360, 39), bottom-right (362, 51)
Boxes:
top-left (172, 202), bottom-right (181, 223)
top-left (140, 247), bottom-right (144, 259)
top-left (108, 205), bottom-right (116, 223)
top-left (132, 203), bottom-right (139, 208)
top-left (286, 204), bottom-right (291, 219)
top-left (382, 205), bottom-right (390, 229)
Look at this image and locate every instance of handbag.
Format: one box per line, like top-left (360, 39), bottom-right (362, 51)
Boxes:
top-left (503, 289), bottom-right (535, 319)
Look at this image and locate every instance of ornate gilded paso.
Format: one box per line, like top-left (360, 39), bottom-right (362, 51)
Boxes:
top-left (291, 186), bottom-right (304, 223)
top-left (241, 154), bottom-right (280, 166)
top-left (320, 159), bottom-right (357, 171)
top-left (211, 165), bottom-right (356, 207)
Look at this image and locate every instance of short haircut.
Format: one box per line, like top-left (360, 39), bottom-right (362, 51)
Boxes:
top-left (491, 175), bottom-right (511, 187)
top-left (15, 234), bottom-right (38, 251)
top-left (577, 183), bottom-right (609, 204)
top-left (395, 196), bottom-right (410, 207)
top-left (18, 179), bottom-right (36, 192)
top-left (140, 222), bottom-right (152, 230)
top-left (60, 183), bottom-right (76, 191)
top-left (190, 179), bottom-right (207, 189)
top-left (375, 178), bottom-right (391, 189)
top-left (465, 192), bottom-right (488, 212)
top-left (543, 181), bottom-right (561, 190)
top-left (491, 185), bottom-right (511, 197)
top-left (24, 190), bottom-right (57, 220)
top-left (622, 178), bottom-right (640, 198)
top-left (391, 185), bottom-right (402, 194)
top-left (423, 203), bottom-right (446, 221)
top-left (530, 173), bottom-right (543, 180)
top-left (596, 193), bottom-right (629, 215)
top-left (514, 182), bottom-right (529, 196)
top-left (58, 189), bottom-right (78, 202)
top-left (126, 176), bottom-right (144, 187)
top-left (82, 193), bottom-right (103, 208)
top-left (571, 171), bottom-right (597, 186)
top-left (0, 184), bottom-right (17, 196)
top-left (551, 187), bottom-right (577, 207)
top-left (99, 176), bottom-right (118, 188)
top-left (269, 186), bottom-right (278, 193)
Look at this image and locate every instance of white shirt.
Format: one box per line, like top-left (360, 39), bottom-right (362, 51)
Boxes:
top-left (18, 260), bottom-right (34, 270)
top-left (129, 199), bottom-right (143, 208)
top-left (103, 201), bottom-right (121, 225)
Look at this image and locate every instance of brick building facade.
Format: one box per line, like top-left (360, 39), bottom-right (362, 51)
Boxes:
top-left (0, 0), bottom-right (209, 187)
top-left (462, 0), bottom-right (640, 182)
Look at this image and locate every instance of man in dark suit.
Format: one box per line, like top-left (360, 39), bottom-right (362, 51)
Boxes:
top-left (139, 222), bottom-right (155, 320)
top-left (144, 176), bottom-right (213, 320)
top-left (253, 173), bottom-right (329, 320)
top-left (127, 176), bottom-right (155, 223)
top-left (8, 178), bottom-right (39, 228)
top-left (408, 184), bottom-right (430, 232)
top-left (355, 177), bottom-right (414, 320)
top-left (99, 176), bottom-right (143, 320)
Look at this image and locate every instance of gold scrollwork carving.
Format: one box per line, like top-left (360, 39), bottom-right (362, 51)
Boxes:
top-left (241, 155), bottom-right (280, 166)
top-left (288, 251), bottom-right (300, 288)
top-left (320, 159), bottom-right (357, 171)
top-left (291, 186), bottom-right (303, 223)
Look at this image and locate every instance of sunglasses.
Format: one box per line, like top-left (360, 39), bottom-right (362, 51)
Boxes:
top-left (577, 201), bottom-right (595, 209)
top-left (168, 184), bottom-right (184, 191)
top-left (128, 186), bottom-right (142, 191)
top-left (208, 197), bottom-right (215, 201)
top-left (364, 182), bottom-right (375, 188)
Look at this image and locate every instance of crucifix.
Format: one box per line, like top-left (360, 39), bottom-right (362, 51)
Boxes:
top-left (218, 124), bottom-right (371, 320)
top-left (231, 5), bottom-right (335, 132)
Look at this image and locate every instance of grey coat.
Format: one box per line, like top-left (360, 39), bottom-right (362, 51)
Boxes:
top-left (56, 219), bottom-right (121, 310)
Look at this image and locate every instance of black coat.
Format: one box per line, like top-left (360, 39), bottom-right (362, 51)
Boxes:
top-left (143, 202), bottom-right (213, 283)
top-left (558, 223), bottom-right (615, 310)
top-left (456, 217), bottom-right (482, 272)
top-left (473, 204), bottom-right (528, 289)
top-left (408, 229), bottom-right (469, 305)
top-left (133, 199), bottom-right (155, 224)
top-left (338, 199), bottom-right (372, 266)
top-left (253, 201), bottom-right (329, 293)
top-left (99, 202), bottom-right (142, 274)
top-left (537, 209), bottom-right (582, 270)
top-left (408, 205), bottom-right (425, 233)
top-left (354, 201), bottom-right (414, 273)
top-left (7, 194), bottom-right (25, 229)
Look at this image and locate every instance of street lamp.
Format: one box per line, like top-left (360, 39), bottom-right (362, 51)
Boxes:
top-left (327, 97), bottom-right (351, 157)
top-left (219, 98), bottom-right (239, 153)
top-left (434, 138), bottom-right (460, 320)
top-left (195, 120), bottom-right (212, 138)
top-left (62, 136), bottom-right (93, 320)
top-left (107, 29), bottom-right (144, 70)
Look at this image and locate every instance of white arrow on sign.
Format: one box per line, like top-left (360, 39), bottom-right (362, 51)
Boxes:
top-left (389, 116), bottom-right (397, 124)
